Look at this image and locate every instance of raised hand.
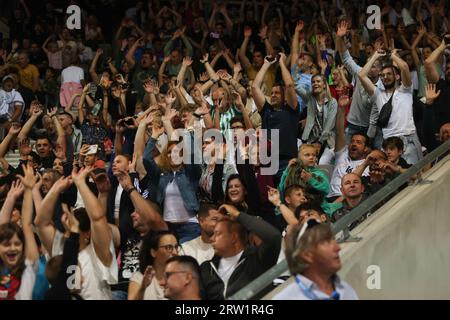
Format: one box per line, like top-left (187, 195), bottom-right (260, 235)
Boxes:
top-left (151, 124), bottom-right (165, 139)
top-left (336, 20), bottom-right (349, 37)
top-left (258, 25), bottom-right (268, 39)
top-left (198, 72), bottom-right (209, 82)
top-left (114, 169), bottom-right (133, 190)
top-left (143, 79), bottom-right (159, 95)
top-left (16, 163), bottom-right (38, 190)
top-left (52, 176), bottom-right (74, 193)
top-left (30, 101), bottom-right (43, 117)
top-left (295, 20), bottom-right (304, 33)
top-left (71, 166), bottom-right (94, 186)
top-left (12, 39), bottom-right (19, 51)
top-left (142, 266), bottom-right (155, 289)
top-left (8, 122), bottom-right (21, 135)
top-left (53, 143), bottom-right (66, 160)
top-left (164, 90), bottom-right (177, 105)
top-left (267, 186), bottom-right (281, 206)
top-left (182, 56), bottom-right (193, 67)
top-left (231, 91), bottom-right (244, 109)
top-left (278, 52), bottom-right (287, 65)
top-left (244, 26), bottom-right (252, 38)
top-left (8, 180), bottom-right (24, 199)
top-left (47, 106), bottom-right (58, 118)
top-left (94, 172), bottom-right (112, 193)
top-left (425, 83), bottom-right (441, 105)
top-left (162, 108), bottom-right (178, 122)
top-left (233, 62), bottom-right (242, 75)
top-left (417, 24), bottom-right (427, 36)
top-left (163, 56), bottom-right (171, 64)
top-left (264, 55), bottom-right (278, 66)
top-left (218, 204), bottom-right (240, 218)
top-left (338, 94), bottom-right (350, 108)
top-left (96, 48), bottom-right (103, 56)
top-left (200, 53), bottom-right (209, 64)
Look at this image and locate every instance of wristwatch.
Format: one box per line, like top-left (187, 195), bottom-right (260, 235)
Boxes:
top-left (124, 187), bottom-right (136, 195)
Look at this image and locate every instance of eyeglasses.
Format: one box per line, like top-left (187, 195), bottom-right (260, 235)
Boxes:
top-left (231, 125), bottom-right (244, 130)
top-left (163, 271), bottom-right (188, 280)
top-left (159, 244), bottom-right (181, 252)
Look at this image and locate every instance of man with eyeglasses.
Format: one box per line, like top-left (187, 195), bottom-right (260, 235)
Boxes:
top-left (160, 255), bottom-right (202, 300)
top-left (272, 220), bottom-right (358, 300)
top-left (358, 49), bottom-right (423, 165)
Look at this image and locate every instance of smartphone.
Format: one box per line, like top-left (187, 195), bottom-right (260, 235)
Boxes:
top-left (87, 145), bottom-right (98, 155)
top-left (121, 83), bottom-right (129, 90)
top-left (445, 36), bottom-right (450, 45)
top-left (124, 117), bottom-right (135, 126)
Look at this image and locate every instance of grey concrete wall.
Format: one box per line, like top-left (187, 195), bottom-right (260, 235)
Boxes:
top-left (265, 156), bottom-right (450, 300)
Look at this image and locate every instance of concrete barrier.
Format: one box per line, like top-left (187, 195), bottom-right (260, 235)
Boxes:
top-left (265, 155), bottom-right (450, 299)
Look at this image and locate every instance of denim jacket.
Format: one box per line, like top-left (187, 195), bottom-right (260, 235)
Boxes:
top-left (295, 79), bottom-right (337, 149)
top-left (143, 134), bottom-right (202, 213)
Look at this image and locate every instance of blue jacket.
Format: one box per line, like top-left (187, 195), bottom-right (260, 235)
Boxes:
top-left (143, 134), bottom-right (202, 213)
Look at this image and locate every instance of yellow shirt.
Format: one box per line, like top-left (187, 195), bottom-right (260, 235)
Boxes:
top-left (18, 64), bottom-right (39, 92)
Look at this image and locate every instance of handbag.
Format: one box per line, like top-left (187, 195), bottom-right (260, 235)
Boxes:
top-left (377, 89), bottom-right (395, 128)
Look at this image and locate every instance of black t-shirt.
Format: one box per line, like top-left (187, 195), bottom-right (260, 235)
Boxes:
top-left (433, 79), bottom-right (450, 132)
top-left (260, 101), bottom-right (300, 159)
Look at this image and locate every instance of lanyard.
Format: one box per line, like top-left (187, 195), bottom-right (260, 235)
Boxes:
top-left (295, 275), bottom-right (340, 300)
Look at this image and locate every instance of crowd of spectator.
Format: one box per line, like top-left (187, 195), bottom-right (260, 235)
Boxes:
top-left (0, 0), bottom-right (449, 300)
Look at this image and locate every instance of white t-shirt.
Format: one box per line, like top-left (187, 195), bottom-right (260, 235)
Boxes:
top-left (372, 84), bottom-right (416, 139)
top-left (163, 179), bottom-right (197, 223)
top-left (52, 230), bottom-right (118, 300)
top-left (61, 66), bottom-right (85, 84)
top-left (0, 89), bottom-right (24, 119)
top-left (130, 271), bottom-right (166, 300)
top-left (328, 147), bottom-right (370, 198)
top-left (114, 185), bottom-right (123, 221)
top-left (218, 251), bottom-right (243, 285)
top-left (181, 236), bottom-right (214, 265)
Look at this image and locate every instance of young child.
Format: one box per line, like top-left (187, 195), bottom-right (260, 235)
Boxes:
top-left (382, 137), bottom-right (411, 172)
top-left (268, 184), bottom-right (307, 226)
top-left (278, 144), bottom-right (339, 217)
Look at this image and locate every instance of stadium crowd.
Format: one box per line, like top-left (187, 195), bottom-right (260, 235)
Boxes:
top-left (0, 0), bottom-right (449, 300)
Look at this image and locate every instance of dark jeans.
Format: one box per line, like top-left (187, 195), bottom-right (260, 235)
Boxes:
top-left (167, 221), bottom-right (201, 244)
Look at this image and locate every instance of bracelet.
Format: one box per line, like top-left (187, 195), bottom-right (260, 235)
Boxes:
top-left (125, 187), bottom-right (136, 195)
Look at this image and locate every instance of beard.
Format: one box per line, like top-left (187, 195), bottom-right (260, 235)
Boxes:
top-left (383, 81), bottom-right (396, 90)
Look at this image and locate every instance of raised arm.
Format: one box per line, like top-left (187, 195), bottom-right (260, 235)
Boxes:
top-left (35, 176), bottom-right (72, 255)
top-left (18, 101), bottom-right (43, 143)
top-left (89, 48), bottom-right (103, 85)
top-left (115, 170), bottom-right (167, 231)
top-left (267, 187), bottom-right (298, 226)
top-left (259, 25), bottom-right (274, 57)
top-left (358, 50), bottom-right (385, 97)
top-left (291, 21), bottom-right (304, 67)
top-left (72, 166), bottom-right (112, 267)
top-left (279, 53), bottom-right (298, 110)
top-left (335, 95), bottom-right (350, 153)
top-left (0, 181), bottom-right (24, 225)
top-left (125, 37), bottom-right (143, 70)
top-left (16, 164), bottom-right (39, 263)
top-left (48, 107), bottom-right (67, 160)
top-left (251, 57), bottom-right (276, 112)
top-left (0, 123), bottom-right (21, 158)
top-left (424, 37), bottom-right (448, 84)
top-left (238, 27), bottom-right (253, 71)
top-left (200, 53), bottom-right (220, 83)
top-left (391, 49), bottom-right (412, 87)
top-left (410, 25), bottom-right (427, 67)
